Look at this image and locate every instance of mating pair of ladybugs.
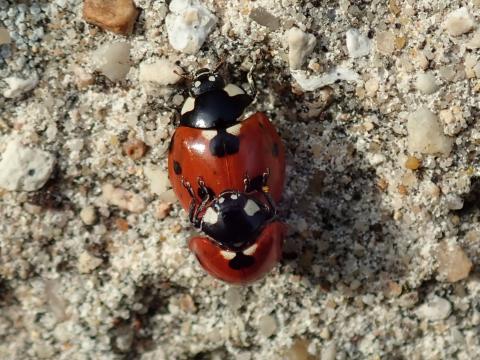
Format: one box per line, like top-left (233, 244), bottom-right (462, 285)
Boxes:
top-left (167, 67), bottom-right (286, 284)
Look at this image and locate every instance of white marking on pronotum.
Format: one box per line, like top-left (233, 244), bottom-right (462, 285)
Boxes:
top-left (201, 130), bottom-right (217, 141)
top-left (230, 193), bottom-right (238, 200)
top-left (208, 75), bottom-right (216, 82)
top-left (243, 243), bottom-right (258, 256)
top-left (223, 83), bottom-right (245, 97)
top-left (203, 207), bottom-right (218, 224)
top-left (220, 250), bottom-right (236, 260)
top-left (194, 81), bottom-right (201, 87)
top-left (244, 199), bottom-right (260, 216)
top-left (218, 197), bottom-right (225, 204)
top-left (181, 97), bottom-right (195, 115)
top-left (226, 123), bottom-right (242, 136)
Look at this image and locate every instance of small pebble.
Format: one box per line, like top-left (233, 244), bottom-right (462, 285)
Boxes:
top-left (115, 218), bottom-right (129, 232)
top-left (73, 66), bottom-right (95, 89)
top-left (407, 107), bottom-right (453, 155)
top-left (258, 314), bottom-right (277, 337)
top-left (83, 0), bottom-right (139, 35)
top-left (139, 60), bottom-right (183, 85)
top-left (444, 7), bottom-right (475, 37)
top-left (445, 194), bottom-right (464, 210)
top-left (466, 31), bottom-right (480, 49)
top-left (144, 165), bottom-right (169, 195)
top-left (404, 156), bottom-right (421, 170)
top-left (292, 68), bottom-right (359, 91)
top-left (102, 183), bottom-right (146, 213)
top-left (3, 75), bottom-right (39, 98)
top-left (365, 78), bottom-right (379, 97)
top-left (0, 140), bottom-right (55, 192)
top-left (283, 338), bottom-right (313, 360)
top-left (0, 27), bottom-right (10, 44)
top-left (165, 0), bottom-right (217, 54)
top-left (225, 287), bottom-right (243, 311)
top-left (155, 202), bottom-right (173, 220)
top-left (123, 138), bottom-right (147, 160)
top-left (80, 206), bottom-right (97, 225)
top-left (321, 342), bottom-right (337, 360)
top-left (437, 241), bottom-right (472, 282)
top-left (416, 296), bottom-right (452, 321)
top-left (415, 72), bottom-right (439, 94)
top-left (346, 29), bottom-right (371, 58)
top-left (77, 251), bottom-right (103, 274)
top-left (286, 27), bottom-right (316, 70)
top-left (376, 31), bottom-right (395, 55)
top-left (92, 42), bottom-right (131, 82)
top-left (249, 7), bottom-right (280, 30)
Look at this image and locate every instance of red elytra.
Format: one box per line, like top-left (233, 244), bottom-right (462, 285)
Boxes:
top-left (168, 112), bottom-right (285, 210)
top-left (189, 222), bottom-right (286, 284)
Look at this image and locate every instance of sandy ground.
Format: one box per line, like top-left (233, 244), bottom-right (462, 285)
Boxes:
top-left (1, 0), bottom-right (480, 359)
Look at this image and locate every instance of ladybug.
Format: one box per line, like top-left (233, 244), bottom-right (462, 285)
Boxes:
top-left (168, 67), bottom-right (286, 284)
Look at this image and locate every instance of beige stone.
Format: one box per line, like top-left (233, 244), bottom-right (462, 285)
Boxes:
top-left (437, 241), bottom-right (472, 282)
top-left (83, 0), bottom-right (139, 35)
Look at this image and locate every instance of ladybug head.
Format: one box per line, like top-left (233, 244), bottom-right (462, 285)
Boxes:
top-left (190, 68), bottom-right (225, 97)
top-left (200, 191), bottom-right (274, 251)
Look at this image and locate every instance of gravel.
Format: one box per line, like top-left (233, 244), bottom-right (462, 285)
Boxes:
top-left (1, 0), bottom-right (480, 359)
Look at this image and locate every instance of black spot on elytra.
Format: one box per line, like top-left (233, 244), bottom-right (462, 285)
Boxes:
top-left (258, 121), bottom-right (265, 129)
top-left (209, 129), bottom-right (239, 157)
top-left (272, 143), bottom-right (279, 157)
top-left (229, 252), bottom-right (255, 270)
top-left (173, 161), bottom-right (182, 175)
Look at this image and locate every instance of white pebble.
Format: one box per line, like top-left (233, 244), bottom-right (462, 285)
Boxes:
top-left (346, 29), bottom-right (371, 58)
top-left (407, 107), bottom-right (453, 155)
top-left (445, 194), bottom-right (464, 210)
top-left (80, 206), bottom-right (97, 225)
top-left (416, 296), bottom-right (452, 321)
top-left (2, 74), bottom-right (38, 98)
top-left (139, 59), bottom-right (183, 85)
top-left (467, 31), bottom-right (480, 49)
top-left (415, 72), bottom-right (439, 94)
top-left (144, 165), bottom-right (169, 195)
top-left (92, 42), bottom-right (131, 82)
top-left (257, 315), bottom-right (277, 337)
top-left (444, 7), bottom-right (475, 36)
top-left (102, 183), bottom-right (146, 213)
top-left (321, 342), bottom-right (337, 360)
top-left (292, 68), bottom-right (359, 91)
top-left (0, 139), bottom-right (55, 191)
top-left (0, 27), bottom-right (10, 44)
top-left (286, 27), bottom-right (316, 70)
top-left (77, 251), bottom-right (103, 274)
top-left (165, 0), bottom-right (217, 54)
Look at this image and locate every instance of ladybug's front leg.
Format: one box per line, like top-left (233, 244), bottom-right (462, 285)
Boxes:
top-left (192, 178), bottom-right (212, 227)
top-left (181, 178), bottom-right (197, 224)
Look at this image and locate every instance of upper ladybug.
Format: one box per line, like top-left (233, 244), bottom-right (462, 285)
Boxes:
top-left (168, 67), bottom-right (287, 284)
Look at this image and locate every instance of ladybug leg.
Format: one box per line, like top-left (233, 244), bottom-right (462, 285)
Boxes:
top-left (191, 177), bottom-right (212, 228)
top-left (181, 178), bottom-right (198, 224)
top-left (243, 172), bottom-right (251, 192)
top-left (258, 168), bottom-right (276, 217)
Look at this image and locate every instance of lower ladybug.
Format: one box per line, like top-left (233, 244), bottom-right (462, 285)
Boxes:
top-left (168, 67), bottom-right (286, 284)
